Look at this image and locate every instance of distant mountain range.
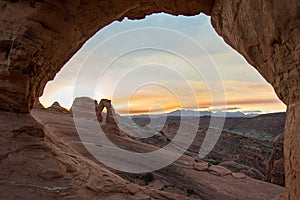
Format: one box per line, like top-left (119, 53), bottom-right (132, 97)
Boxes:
top-left (131, 109), bottom-right (259, 118)
top-left (168, 110), bottom-right (259, 118)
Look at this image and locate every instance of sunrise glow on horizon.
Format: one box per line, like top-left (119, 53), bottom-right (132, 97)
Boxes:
top-left (40, 13), bottom-right (286, 115)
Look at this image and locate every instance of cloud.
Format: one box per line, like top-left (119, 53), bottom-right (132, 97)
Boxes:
top-left (207, 107), bottom-right (241, 112)
top-left (242, 110), bottom-right (262, 113)
top-left (225, 107), bottom-right (241, 111)
top-left (226, 99), bottom-right (281, 105)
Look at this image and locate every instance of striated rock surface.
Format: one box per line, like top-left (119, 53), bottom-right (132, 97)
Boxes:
top-left (211, 0), bottom-right (300, 106)
top-left (0, 112), bottom-right (193, 200)
top-left (211, 1), bottom-right (299, 198)
top-left (0, 70), bottom-right (31, 112)
top-left (284, 103), bottom-right (300, 199)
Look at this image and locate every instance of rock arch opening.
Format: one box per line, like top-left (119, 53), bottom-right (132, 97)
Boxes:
top-left (40, 13), bottom-right (285, 116)
top-left (96, 99), bottom-right (117, 125)
top-left (0, 0), bottom-right (299, 199)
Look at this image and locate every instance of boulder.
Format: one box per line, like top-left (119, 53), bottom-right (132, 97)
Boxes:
top-left (208, 165), bottom-right (232, 176)
top-left (193, 162), bottom-right (209, 171)
top-left (232, 173), bottom-right (246, 179)
top-left (220, 161), bottom-right (264, 180)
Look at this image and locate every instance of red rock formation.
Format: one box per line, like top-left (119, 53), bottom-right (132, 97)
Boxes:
top-left (238, 146), bottom-right (266, 176)
top-left (220, 161), bottom-right (265, 180)
top-left (96, 99), bottom-right (117, 124)
top-left (208, 165), bottom-right (232, 177)
top-left (284, 105), bottom-right (300, 199)
top-left (211, 1), bottom-right (299, 198)
top-left (231, 172), bottom-right (246, 179)
top-left (93, 98), bottom-right (126, 137)
top-left (211, 1), bottom-right (300, 105)
top-left (140, 119), bottom-right (271, 180)
top-left (1, 112), bottom-right (191, 200)
top-left (0, 0), bottom-right (299, 199)
top-left (266, 134), bottom-right (285, 186)
top-left (193, 161), bottom-right (209, 171)
top-left (31, 101), bottom-right (284, 200)
top-left (272, 159), bottom-right (285, 186)
top-left (47, 102), bottom-right (69, 114)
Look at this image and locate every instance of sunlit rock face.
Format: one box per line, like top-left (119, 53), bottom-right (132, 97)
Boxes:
top-left (0, 0), bottom-right (299, 199)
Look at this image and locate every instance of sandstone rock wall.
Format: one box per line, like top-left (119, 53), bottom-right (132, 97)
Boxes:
top-left (211, 0), bottom-right (300, 106)
top-left (284, 103), bottom-right (300, 199)
top-left (211, 1), bottom-right (299, 198)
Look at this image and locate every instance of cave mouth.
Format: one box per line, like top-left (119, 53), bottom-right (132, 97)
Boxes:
top-left (39, 13), bottom-right (285, 117)
top-left (1, 0), bottom-right (300, 198)
top-left (38, 13), bottom-right (286, 177)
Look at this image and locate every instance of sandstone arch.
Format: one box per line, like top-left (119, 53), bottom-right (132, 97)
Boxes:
top-left (0, 0), bottom-right (299, 199)
top-left (96, 99), bottom-right (117, 124)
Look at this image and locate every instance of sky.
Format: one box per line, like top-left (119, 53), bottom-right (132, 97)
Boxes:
top-left (40, 13), bottom-right (286, 115)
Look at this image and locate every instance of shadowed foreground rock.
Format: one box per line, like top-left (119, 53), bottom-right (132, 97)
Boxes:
top-left (0, 111), bottom-right (192, 200)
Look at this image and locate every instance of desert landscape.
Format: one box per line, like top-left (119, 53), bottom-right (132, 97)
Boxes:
top-left (27, 97), bottom-right (284, 199)
top-left (0, 0), bottom-right (299, 200)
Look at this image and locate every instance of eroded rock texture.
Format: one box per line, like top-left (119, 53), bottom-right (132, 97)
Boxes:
top-left (211, 0), bottom-right (300, 106)
top-left (211, 1), bottom-right (300, 198)
top-left (284, 103), bottom-right (300, 199)
top-left (0, 0), bottom-right (299, 199)
top-left (0, 111), bottom-right (193, 200)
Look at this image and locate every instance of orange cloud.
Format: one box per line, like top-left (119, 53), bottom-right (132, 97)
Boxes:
top-left (113, 85), bottom-right (181, 115)
top-left (113, 80), bottom-right (286, 115)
